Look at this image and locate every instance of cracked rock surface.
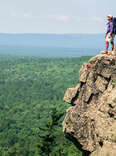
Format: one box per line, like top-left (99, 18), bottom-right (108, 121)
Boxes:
top-left (62, 54), bottom-right (116, 156)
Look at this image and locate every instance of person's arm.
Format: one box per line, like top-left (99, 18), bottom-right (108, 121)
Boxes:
top-left (106, 27), bottom-right (109, 35)
top-left (105, 25), bottom-right (109, 38)
top-left (109, 22), bottom-right (114, 35)
top-left (105, 23), bottom-right (110, 38)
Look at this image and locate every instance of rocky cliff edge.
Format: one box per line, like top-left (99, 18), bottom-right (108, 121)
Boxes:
top-left (62, 54), bottom-right (116, 156)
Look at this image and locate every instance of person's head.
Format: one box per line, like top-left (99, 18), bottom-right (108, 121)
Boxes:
top-left (107, 14), bottom-right (113, 21)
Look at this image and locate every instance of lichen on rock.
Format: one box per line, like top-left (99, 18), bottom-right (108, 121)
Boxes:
top-left (62, 54), bottom-right (116, 156)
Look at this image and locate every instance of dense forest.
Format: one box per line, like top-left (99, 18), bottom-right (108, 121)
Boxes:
top-left (0, 55), bottom-right (91, 156)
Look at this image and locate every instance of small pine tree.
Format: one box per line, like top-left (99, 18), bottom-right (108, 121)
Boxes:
top-left (37, 106), bottom-right (64, 156)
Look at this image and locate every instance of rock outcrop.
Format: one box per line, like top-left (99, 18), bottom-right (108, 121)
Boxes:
top-left (62, 54), bottom-right (116, 156)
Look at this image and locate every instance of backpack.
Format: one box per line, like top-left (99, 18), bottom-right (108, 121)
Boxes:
top-left (113, 17), bottom-right (116, 34)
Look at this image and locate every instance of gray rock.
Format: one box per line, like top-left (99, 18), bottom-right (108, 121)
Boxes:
top-left (62, 54), bottom-right (116, 156)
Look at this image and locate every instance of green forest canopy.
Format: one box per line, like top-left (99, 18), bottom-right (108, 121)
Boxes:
top-left (0, 55), bottom-right (91, 156)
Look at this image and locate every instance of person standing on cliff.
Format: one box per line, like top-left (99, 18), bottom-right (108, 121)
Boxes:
top-left (101, 14), bottom-right (116, 55)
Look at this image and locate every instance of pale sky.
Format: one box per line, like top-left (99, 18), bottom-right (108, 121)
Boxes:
top-left (0, 0), bottom-right (116, 33)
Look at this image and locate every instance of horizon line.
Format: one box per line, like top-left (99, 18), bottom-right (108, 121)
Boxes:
top-left (0, 32), bottom-right (104, 35)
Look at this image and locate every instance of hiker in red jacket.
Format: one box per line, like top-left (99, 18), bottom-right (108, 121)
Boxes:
top-left (101, 14), bottom-right (116, 55)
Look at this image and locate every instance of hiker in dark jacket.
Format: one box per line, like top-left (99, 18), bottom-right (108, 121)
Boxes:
top-left (102, 14), bottom-right (116, 55)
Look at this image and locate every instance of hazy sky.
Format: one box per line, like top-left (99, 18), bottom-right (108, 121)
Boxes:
top-left (0, 0), bottom-right (116, 33)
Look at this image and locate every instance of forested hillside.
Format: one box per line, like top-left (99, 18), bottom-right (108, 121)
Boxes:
top-left (0, 55), bottom-right (91, 156)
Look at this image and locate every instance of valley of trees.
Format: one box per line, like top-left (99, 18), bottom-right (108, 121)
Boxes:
top-left (0, 55), bottom-right (91, 156)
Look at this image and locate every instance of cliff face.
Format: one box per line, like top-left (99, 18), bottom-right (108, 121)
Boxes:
top-left (62, 54), bottom-right (116, 156)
